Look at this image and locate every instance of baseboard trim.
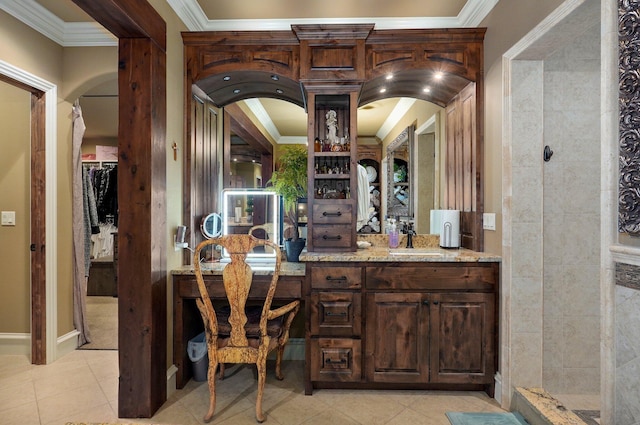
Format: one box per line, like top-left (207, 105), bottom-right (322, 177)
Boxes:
top-left (57, 329), bottom-right (80, 360)
top-left (0, 333), bottom-right (30, 356)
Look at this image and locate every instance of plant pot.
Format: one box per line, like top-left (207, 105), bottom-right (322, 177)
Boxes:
top-left (284, 238), bottom-right (306, 262)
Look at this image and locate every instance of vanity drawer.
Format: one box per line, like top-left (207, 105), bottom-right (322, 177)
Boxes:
top-left (311, 225), bottom-right (353, 249)
top-left (311, 266), bottom-right (362, 289)
top-left (366, 264), bottom-right (497, 291)
top-left (312, 203), bottom-right (353, 224)
top-left (310, 338), bottom-right (362, 382)
top-left (310, 291), bottom-right (361, 336)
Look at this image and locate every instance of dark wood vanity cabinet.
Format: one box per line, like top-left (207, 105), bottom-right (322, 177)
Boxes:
top-left (365, 291), bottom-right (495, 386)
top-left (306, 261), bottom-right (498, 395)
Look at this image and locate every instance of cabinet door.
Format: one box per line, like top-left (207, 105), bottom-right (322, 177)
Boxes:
top-left (429, 292), bottom-right (496, 384)
top-left (365, 293), bottom-right (430, 383)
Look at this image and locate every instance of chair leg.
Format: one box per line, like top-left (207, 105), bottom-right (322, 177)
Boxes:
top-left (255, 360), bottom-right (267, 423)
top-left (218, 363), bottom-right (225, 380)
top-left (203, 359), bottom-right (218, 423)
top-left (275, 345), bottom-right (285, 380)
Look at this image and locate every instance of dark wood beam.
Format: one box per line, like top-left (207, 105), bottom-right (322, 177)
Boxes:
top-left (72, 0), bottom-right (168, 418)
top-left (72, 0), bottom-right (166, 51)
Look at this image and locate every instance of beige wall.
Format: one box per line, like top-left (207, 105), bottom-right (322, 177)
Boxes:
top-left (0, 82), bottom-right (31, 333)
top-left (0, 2), bottom-right (186, 358)
top-left (149, 0), bottom-right (189, 369)
top-left (480, 0), bottom-right (564, 255)
top-left (0, 10), bottom-right (67, 338)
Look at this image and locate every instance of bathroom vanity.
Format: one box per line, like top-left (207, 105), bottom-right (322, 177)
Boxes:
top-left (300, 239), bottom-right (500, 396)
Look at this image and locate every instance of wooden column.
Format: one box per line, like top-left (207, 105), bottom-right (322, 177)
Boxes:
top-left (72, 0), bottom-right (167, 418)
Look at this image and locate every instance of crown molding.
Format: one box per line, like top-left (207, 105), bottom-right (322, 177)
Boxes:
top-left (458, 0), bottom-right (499, 27)
top-left (2, 0), bottom-right (495, 47)
top-left (0, 0), bottom-right (116, 47)
top-left (243, 99), bottom-right (281, 143)
top-left (376, 98), bottom-right (416, 141)
top-left (167, 0), bottom-right (496, 32)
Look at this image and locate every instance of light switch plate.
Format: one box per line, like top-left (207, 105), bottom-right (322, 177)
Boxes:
top-left (483, 213), bottom-right (496, 231)
top-left (1, 211), bottom-right (16, 226)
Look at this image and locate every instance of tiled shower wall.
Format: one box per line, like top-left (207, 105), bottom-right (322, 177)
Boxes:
top-left (615, 264), bottom-right (640, 424)
top-left (509, 19), bottom-right (601, 394)
top-left (541, 22), bottom-right (601, 394)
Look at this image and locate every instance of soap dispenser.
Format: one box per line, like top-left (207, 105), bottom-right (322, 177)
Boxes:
top-left (388, 218), bottom-right (399, 248)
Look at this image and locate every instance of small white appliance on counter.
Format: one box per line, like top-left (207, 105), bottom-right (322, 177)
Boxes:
top-left (430, 209), bottom-right (461, 248)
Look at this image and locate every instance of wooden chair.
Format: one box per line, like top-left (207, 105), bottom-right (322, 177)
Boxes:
top-left (193, 234), bottom-right (300, 423)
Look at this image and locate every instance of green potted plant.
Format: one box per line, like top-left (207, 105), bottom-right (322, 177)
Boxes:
top-left (267, 144), bottom-right (307, 261)
top-left (245, 195), bottom-right (254, 222)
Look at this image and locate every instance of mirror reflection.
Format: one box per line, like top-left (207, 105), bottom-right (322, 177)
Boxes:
top-left (221, 188), bottom-right (280, 260)
top-left (223, 98), bottom-right (444, 236)
top-left (386, 126), bottom-right (414, 220)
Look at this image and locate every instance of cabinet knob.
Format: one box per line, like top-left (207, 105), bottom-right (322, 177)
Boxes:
top-left (423, 300), bottom-right (429, 305)
top-left (433, 301), bottom-right (439, 305)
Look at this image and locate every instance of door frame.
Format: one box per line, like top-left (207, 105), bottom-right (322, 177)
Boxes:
top-left (0, 60), bottom-right (57, 365)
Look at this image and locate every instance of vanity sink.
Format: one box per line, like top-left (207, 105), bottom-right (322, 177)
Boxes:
top-left (389, 248), bottom-right (458, 256)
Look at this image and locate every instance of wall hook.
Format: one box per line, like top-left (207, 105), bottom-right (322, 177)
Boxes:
top-left (543, 145), bottom-right (553, 162)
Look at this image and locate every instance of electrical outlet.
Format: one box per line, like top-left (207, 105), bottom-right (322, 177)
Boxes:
top-left (483, 213), bottom-right (496, 231)
top-left (1, 211), bottom-right (16, 226)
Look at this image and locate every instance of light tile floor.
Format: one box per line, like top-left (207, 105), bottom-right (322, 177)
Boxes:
top-left (0, 349), bottom-right (595, 425)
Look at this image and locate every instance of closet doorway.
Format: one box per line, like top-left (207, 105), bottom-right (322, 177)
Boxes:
top-left (77, 82), bottom-right (119, 351)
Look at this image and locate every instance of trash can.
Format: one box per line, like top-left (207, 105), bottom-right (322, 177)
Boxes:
top-left (187, 332), bottom-right (209, 382)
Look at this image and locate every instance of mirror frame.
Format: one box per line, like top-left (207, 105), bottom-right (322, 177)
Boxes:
top-left (386, 126), bottom-right (415, 219)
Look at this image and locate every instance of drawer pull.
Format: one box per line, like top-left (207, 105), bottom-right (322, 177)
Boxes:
top-left (325, 311), bottom-right (347, 317)
top-left (322, 235), bottom-right (342, 240)
top-left (423, 300), bottom-right (429, 305)
top-left (433, 301), bottom-right (439, 305)
top-left (325, 275), bottom-right (347, 281)
top-left (322, 211), bottom-right (342, 217)
top-left (325, 358), bottom-right (347, 365)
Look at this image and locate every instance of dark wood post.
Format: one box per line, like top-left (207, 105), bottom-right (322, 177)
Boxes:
top-left (71, 0), bottom-right (167, 418)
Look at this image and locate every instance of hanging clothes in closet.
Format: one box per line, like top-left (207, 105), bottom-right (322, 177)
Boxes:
top-left (87, 163), bottom-right (118, 225)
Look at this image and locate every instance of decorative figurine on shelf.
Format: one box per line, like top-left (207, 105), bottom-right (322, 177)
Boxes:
top-left (326, 109), bottom-right (342, 151)
top-left (326, 110), bottom-right (337, 142)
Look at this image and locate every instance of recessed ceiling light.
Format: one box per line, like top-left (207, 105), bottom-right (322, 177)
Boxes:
top-left (223, 76), bottom-right (231, 81)
top-left (423, 87), bottom-right (431, 93)
top-left (380, 87), bottom-right (387, 93)
top-left (233, 89), bottom-right (240, 94)
top-left (434, 72), bottom-right (443, 80)
top-left (385, 74), bottom-right (393, 80)
top-left (276, 89), bottom-right (284, 94)
top-left (271, 75), bottom-right (279, 81)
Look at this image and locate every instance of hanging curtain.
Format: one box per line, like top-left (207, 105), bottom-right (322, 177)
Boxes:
top-left (72, 101), bottom-right (92, 345)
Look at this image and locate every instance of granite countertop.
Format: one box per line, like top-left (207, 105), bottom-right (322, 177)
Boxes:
top-left (299, 247), bottom-right (500, 263)
top-left (300, 234), bottom-right (501, 263)
top-left (171, 262), bottom-right (305, 276)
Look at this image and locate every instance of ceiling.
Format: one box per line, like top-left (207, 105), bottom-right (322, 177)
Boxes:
top-left (5, 0), bottom-right (498, 142)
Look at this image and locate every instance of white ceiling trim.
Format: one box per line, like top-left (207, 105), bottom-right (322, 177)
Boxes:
top-left (243, 99), bottom-right (281, 142)
top-left (0, 0), bottom-right (116, 46)
top-left (167, 0), bottom-right (497, 31)
top-left (3, 0), bottom-right (497, 47)
top-left (376, 98), bottom-right (417, 141)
